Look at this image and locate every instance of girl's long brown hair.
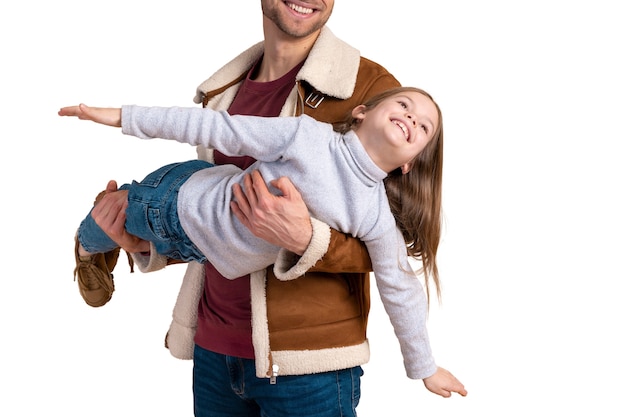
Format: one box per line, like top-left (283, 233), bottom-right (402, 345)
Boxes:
top-left (334, 87), bottom-right (444, 303)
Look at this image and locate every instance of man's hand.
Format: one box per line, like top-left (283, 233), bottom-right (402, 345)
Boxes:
top-left (423, 367), bottom-right (468, 398)
top-left (91, 180), bottom-right (150, 253)
top-left (231, 170), bottom-right (312, 255)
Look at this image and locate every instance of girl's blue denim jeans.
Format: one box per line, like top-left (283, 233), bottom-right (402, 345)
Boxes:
top-left (193, 345), bottom-right (363, 417)
top-left (77, 160), bottom-right (212, 263)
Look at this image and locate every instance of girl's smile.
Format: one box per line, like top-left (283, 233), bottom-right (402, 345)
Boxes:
top-left (352, 91), bottom-right (439, 174)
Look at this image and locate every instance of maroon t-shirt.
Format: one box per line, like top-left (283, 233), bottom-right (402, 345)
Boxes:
top-left (194, 58), bottom-right (305, 358)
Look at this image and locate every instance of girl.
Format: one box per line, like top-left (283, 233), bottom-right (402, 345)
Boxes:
top-left (60, 87), bottom-right (456, 387)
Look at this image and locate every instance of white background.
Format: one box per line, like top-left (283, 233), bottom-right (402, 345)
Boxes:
top-left (1, 1), bottom-right (625, 416)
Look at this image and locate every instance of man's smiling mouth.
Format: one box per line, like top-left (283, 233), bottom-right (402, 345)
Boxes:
top-left (286, 2), bottom-right (314, 14)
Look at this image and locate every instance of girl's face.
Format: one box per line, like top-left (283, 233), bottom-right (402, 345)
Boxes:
top-left (352, 91), bottom-right (439, 174)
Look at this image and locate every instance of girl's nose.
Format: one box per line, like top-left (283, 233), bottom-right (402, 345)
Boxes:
top-left (407, 114), bottom-right (417, 127)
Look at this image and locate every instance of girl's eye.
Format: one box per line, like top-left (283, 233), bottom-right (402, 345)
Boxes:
top-left (398, 101), bottom-right (408, 109)
top-left (421, 124), bottom-right (428, 134)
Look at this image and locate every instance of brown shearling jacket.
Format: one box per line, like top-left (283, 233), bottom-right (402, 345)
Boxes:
top-left (133, 27), bottom-right (401, 378)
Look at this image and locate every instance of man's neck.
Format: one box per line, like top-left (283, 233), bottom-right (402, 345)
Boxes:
top-left (255, 22), bottom-right (321, 82)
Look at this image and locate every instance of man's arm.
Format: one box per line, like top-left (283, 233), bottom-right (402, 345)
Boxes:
top-left (93, 180), bottom-right (187, 270)
top-left (91, 180), bottom-right (150, 253)
top-left (234, 65), bottom-right (402, 273)
top-left (308, 228), bottom-right (372, 273)
top-left (231, 170), bottom-right (311, 255)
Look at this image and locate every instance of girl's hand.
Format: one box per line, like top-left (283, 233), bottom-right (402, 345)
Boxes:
top-left (423, 367), bottom-right (468, 398)
top-left (58, 103), bottom-right (122, 127)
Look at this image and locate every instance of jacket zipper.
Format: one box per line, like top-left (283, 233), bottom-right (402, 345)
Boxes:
top-left (268, 352), bottom-right (280, 384)
top-left (270, 363), bottom-right (280, 385)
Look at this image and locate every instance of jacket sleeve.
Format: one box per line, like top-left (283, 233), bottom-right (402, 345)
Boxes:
top-left (273, 214), bottom-right (374, 280)
top-left (309, 228), bottom-right (373, 273)
top-left (273, 219), bottom-right (373, 278)
top-left (129, 243), bottom-right (168, 272)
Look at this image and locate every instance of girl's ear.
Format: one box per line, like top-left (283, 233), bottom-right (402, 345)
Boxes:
top-left (400, 161), bottom-right (414, 175)
top-left (351, 104), bottom-right (367, 120)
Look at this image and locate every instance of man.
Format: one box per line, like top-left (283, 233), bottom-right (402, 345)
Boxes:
top-left (87, 1), bottom-right (466, 415)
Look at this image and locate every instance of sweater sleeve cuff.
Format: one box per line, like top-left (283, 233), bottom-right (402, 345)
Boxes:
top-left (406, 358), bottom-right (438, 380)
top-left (273, 217), bottom-right (331, 281)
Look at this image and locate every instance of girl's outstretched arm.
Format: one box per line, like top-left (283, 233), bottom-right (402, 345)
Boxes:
top-left (58, 104), bottom-right (122, 127)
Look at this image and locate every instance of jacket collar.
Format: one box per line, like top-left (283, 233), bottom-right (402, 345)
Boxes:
top-left (194, 27), bottom-right (360, 104)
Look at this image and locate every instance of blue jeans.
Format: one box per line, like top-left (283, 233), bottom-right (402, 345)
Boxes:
top-left (77, 160), bottom-right (212, 263)
top-left (193, 345), bottom-right (363, 417)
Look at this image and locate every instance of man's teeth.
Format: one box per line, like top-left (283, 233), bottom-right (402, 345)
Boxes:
top-left (288, 2), bottom-right (314, 14)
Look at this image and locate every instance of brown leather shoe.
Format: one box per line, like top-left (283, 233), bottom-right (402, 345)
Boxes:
top-left (74, 235), bottom-right (115, 307)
